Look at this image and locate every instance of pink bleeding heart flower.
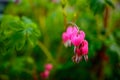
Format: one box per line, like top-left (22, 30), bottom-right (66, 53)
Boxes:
top-left (40, 70), bottom-right (50, 79)
top-left (62, 32), bottom-right (69, 43)
top-left (45, 64), bottom-right (53, 71)
top-left (81, 40), bottom-right (88, 61)
top-left (62, 25), bottom-right (89, 63)
top-left (62, 26), bottom-right (79, 47)
top-left (74, 46), bottom-right (82, 56)
top-left (81, 40), bottom-right (88, 55)
top-left (62, 32), bottom-right (71, 47)
top-left (73, 46), bottom-right (82, 63)
top-left (73, 40), bottom-right (88, 62)
top-left (71, 33), bottom-right (84, 46)
top-left (79, 30), bottom-right (85, 39)
top-left (66, 26), bottom-right (79, 39)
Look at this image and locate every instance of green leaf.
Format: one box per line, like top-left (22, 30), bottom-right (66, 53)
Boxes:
top-left (89, 0), bottom-right (106, 15)
top-left (105, 0), bottom-right (115, 8)
top-left (0, 15), bottom-right (41, 52)
top-left (16, 39), bottom-right (25, 51)
top-left (68, 0), bottom-right (76, 6)
top-left (21, 16), bottom-right (32, 24)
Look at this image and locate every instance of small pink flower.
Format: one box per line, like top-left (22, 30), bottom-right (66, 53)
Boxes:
top-left (62, 25), bottom-right (89, 63)
top-left (62, 26), bottom-right (79, 47)
top-left (71, 34), bottom-right (84, 46)
top-left (45, 64), bottom-right (53, 71)
top-left (66, 26), bottom-right (78, 39)
top-left (40, 70), bottom-right (50, 79)
top-left (73, 40), bottom-right (88, 62)
top-left (81, 40), bottom-right (88, 61)
top-left (74, 47), bottom-right (82, 56)
top-left (62, 32), bottom-right (69, 43)
top-left (62, 32), bottom-right (71, 47)
top-left (81, 40), bottom-right (88, 55)
top-left (79, 30), bottom-right (85, 38)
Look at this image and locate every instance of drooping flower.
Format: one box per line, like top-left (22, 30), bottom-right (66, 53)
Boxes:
top-left (40, 63), bottom-right (53, 79)
top-left (71, 33), bottom-right (84, 46)
top-left (45, 64), bottom-right (53, 71)
top-left (79, 30), bottom-right (85, 38)
top-left (62, 32), bottom-right (71, 47)
top-left (62, 26), bottom-right (79, 47)
top-left (62, 25), bottom-right (89, 63)
top-left (40, 70), bottom-right (50, 79)
top-left (66, 26), bottom-right (78, 39)
top-left (81, 40), bottom-right (88, 55)
top-left (73, 40), bottom-right (88, 62)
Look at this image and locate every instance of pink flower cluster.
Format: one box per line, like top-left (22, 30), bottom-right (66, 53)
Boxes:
top-left (40, 64), bottom-right (53, 79)
top-left (62, 26), bottom-right (88, 63)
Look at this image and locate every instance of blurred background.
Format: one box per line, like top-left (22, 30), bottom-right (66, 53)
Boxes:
top-left (0, 0), bottom-right (120, 80)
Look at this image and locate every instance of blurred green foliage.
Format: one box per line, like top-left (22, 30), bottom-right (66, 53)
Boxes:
top-left (0, 0), bottom-right (120, 80)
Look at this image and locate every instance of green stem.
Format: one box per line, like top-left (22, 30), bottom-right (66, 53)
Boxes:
top-left (63, 8), bottom-right (67, 30)
top-left (67, 22), bottom-right (79, 28)
top-left (56, 0), bottom-right (67, 62)
top-left (37, 41), bottom-right (57, 65)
